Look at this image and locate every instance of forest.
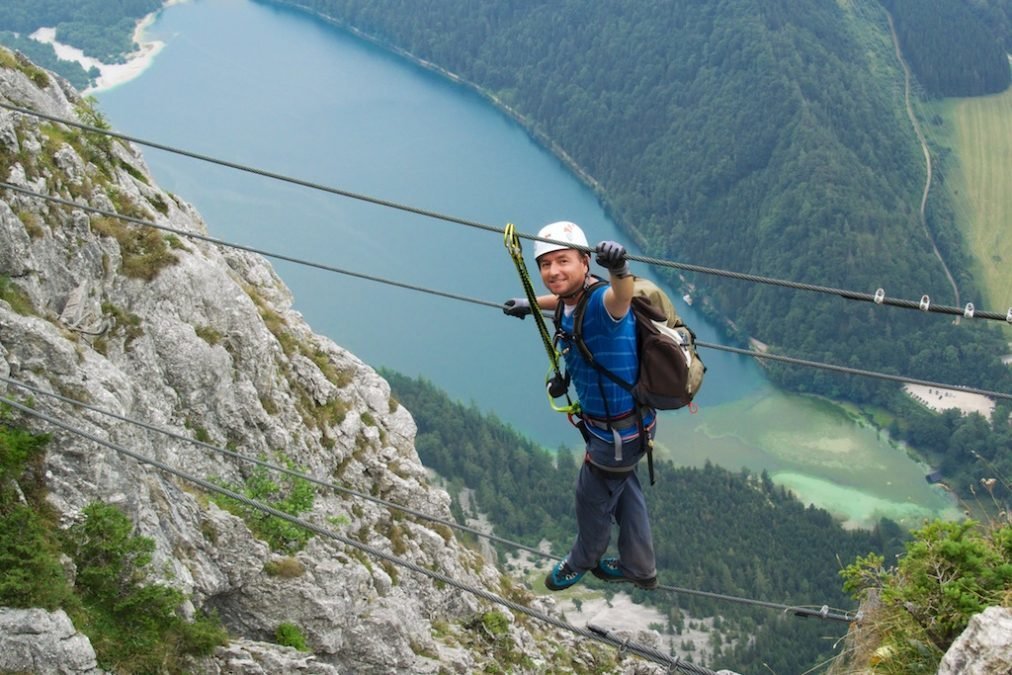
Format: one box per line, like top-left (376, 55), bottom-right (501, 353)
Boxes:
top-left (885, 0), bottom-right (1010, 97)
top-left (272, 0), bottom-right (1012, 502)
top-left (385, 370), bottom-right (909, 673)
top-left (0, 0), bottom-right (160, 77)
top-left (0, 32), bottom-right (96, 90)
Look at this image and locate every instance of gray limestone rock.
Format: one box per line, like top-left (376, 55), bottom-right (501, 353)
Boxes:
top-left (937, 606), bottom-right (1012, 675)
top-left (0, 609), bottom-right (105, 675)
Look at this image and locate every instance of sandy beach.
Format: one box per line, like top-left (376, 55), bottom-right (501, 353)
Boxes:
top-left (28, 1), bottom-right (180, 94)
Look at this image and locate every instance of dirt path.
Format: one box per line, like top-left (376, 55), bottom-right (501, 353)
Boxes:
top-left (887, 12), bottom-right (961, 309)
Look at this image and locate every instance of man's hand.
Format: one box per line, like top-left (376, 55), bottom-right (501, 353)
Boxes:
top-left (503, 298), bottom-right (532, 319)
top-left (595, 240), bottom-right (630, 278)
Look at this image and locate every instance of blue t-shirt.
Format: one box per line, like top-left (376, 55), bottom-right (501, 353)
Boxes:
top-left (559, 285), bottom-right (647, 439)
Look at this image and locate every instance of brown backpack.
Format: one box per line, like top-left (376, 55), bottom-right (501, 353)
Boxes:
top-left (558, 276), bottom-right (705, 411)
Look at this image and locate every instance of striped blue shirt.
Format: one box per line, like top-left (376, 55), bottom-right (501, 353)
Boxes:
top-left (560, 285), bottom-right (646, 439)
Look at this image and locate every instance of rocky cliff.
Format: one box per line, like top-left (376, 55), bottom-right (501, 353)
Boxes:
top-left (0, 49), bottom-right (640, 674)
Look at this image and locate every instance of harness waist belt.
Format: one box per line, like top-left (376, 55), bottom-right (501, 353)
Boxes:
top-left (587, 461), bottom-right (635, 480)
top-left (583, 412), bottom-right (643, 431)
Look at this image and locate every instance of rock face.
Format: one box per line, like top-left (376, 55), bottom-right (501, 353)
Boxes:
top-left (0, 609), bottom-right (103, 675)
top-left (0, 50), bottom-right (633, 673)
top-left (937, 606), bottom-right (1012, 675)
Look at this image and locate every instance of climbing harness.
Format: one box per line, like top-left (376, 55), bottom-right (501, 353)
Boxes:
top-left (503, 223), bottom-right (579, 415)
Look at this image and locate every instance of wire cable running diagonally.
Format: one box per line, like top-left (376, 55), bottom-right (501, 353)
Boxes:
top-left (3, 102), bottom-right (1011, 324)
top-left (0, 374), bottom-right (548, 563)
top-left (4, 182), bottom-right (1010, 403)
top-left (697, 341), bottom-right (1012, 401)
top-left (0, 394), bottom-right (715, 674)
top-left (0, 102), bottom-right (502, 236)
top-left (0, 181), bottom-right (499, 311)
top-left (0, 374), bottom-right (859, 624)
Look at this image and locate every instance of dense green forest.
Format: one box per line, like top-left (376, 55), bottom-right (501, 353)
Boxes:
top-left (385, 370), bottom-right (908, 673)
top-left (0, 0), bottom-right (160, 83)
top-left (270, 0), bottom-right (1012, 502)
top-left (968, 0), bottom-right (1012, 53)
top-left (885, 0), bottom-right (1010, 97)
top-left (0, 31), bottom-right (96, 90)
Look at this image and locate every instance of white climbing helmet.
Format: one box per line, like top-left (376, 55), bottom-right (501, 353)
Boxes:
top-left (533, 221), bottom-right (589, 261)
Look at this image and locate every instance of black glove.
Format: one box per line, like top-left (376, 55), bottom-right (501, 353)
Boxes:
top-left (503, 298), bottom-right (532, 319)
top-left (595, 240), bottom-right (630, 278)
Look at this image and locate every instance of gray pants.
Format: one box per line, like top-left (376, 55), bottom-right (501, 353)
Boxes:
top-left (566, 433), bottom-right (657, 581)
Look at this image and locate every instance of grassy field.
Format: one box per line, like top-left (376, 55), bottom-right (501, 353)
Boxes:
top-left (927, 88), bottom-right (1012, 315)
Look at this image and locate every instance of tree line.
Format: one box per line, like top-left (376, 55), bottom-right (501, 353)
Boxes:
top-left (884, 0), bottom-right (1011, 98)
top-left (0, 31), bottom-right (96, 90)
top-left (0, 0), bottom-right (160, 73)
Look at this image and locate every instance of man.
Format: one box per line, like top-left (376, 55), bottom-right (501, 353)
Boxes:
top-left (503, 221), bottom-right (657, 591)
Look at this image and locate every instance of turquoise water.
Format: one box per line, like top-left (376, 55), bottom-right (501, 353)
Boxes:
top-left (94, 0), bottom-right (956, 527)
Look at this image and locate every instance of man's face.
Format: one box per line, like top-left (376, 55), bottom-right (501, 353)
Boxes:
top-left (538, 248), bottom-right (588, 299)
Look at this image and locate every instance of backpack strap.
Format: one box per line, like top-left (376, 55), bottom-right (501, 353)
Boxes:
top-left (553, 277), bottom-right (608, 354)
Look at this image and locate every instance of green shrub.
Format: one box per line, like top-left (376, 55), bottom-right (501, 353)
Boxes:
top-left (63, 502), bottom-right (228, 672)
top-left (264, 556), bottom-right (305, 578)
top-left (0, 412), bottom-right (69, 609)
top-left (90, 216), bottom-right (178, 280)
top-left (841, 518), bottom-right (1012, 673)
top-left (211, 453), bottom-right (316, 553)
top-left (0, 505), bottom-right (72, 609)
top-left (0, 276), bottom-right (35, 315)
top-left (275, 621), bottom-right (309, 651)
top-left (1, 412), bottom-right (226, 670)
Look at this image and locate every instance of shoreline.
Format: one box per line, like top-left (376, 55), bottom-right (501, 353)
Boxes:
top-left (28, 0), bottom-right (182, 95)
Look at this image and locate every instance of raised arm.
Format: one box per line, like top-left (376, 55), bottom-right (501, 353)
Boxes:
top-left (595, 241), bottom-right (634, 319)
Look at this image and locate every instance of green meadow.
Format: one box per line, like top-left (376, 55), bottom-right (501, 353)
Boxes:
top-left (928, 88), bottom-right (1012, 315)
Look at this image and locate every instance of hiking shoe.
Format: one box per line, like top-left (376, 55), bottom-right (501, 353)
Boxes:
top-left (545, 558), bottom-right (585, 591)
top-left (591, 556), bottom-right (658, 590)
top-left (590, 556), bottom-right (626, 582)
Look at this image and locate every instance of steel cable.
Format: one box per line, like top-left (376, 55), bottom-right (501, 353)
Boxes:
top-left (0, 374), bottom-right (859, 624)
top-left (0, 393), bottom-right (712, 674)
top-left (3, 180), bottom-right (1009, 402)
top-left (2, 102), bottom-right (1010, 324)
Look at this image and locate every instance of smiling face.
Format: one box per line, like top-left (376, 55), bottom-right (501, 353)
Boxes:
top-left (538, 248), bottom-right (589, 301)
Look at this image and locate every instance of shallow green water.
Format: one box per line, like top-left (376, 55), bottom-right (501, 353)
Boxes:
top-left (653, 388), bottom-right (960, 528)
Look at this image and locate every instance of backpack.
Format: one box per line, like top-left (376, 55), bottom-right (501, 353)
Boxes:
top-left (556, 276), bottom-right (705, 411)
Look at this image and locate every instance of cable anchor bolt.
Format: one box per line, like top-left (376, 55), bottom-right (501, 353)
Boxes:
top-left (963, 303), bottom-right (975, 319)
top-left (1006, 308), bottom-right (1012, 324)
top-left (919, 295), bottom-right (930, 311)
top-left (874, 288), bottom-right (885, 304)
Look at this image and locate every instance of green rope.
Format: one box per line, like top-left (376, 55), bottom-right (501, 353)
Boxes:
top-left (504, 224), bottom-right (578, 414)
top-left (504, 223), bottom-right (559, 370)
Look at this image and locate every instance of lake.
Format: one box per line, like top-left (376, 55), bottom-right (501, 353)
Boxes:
top-left (93, 0), bottom-right (958, 528)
